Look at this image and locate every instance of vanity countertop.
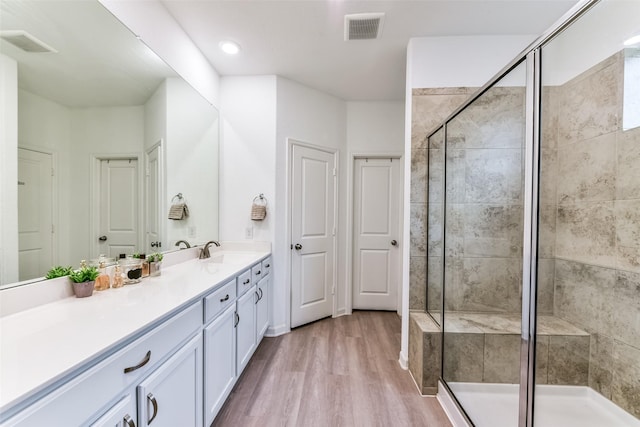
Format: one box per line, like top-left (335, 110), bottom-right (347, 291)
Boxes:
top-left (0, 249), bottom-right (270, 413)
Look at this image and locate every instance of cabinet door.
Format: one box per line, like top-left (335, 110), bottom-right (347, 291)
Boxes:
top-left (203, 305), bottom-right (236, 426)
top-left (256, 274), bottom-right (270, 343)
top-left (137, 334), bottom-right (202, 427)
top-left (236, 285), bottom-right (257, 375)
top-left (90, 395), bottom-right (137, 427)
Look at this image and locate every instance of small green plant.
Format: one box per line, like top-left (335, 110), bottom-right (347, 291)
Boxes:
top-left (68, 266), bottom-right (100, 283)
top-left (45, 266), bottom-right (73, 279)
top-left (132, 253), bottom-right (144, 259)
top-left (147, 252), bottom-right (164, 263)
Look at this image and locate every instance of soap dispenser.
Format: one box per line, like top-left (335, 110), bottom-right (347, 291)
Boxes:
top-left (95, 261), bottom-right (111, 291)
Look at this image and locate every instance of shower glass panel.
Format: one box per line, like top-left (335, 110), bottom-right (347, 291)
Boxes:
top-left (442, 60), bottom-right (527, 426)
top-left (535, 0), bottom-right (640, 424)
top-left (427, 127), bottom-right (444, 325)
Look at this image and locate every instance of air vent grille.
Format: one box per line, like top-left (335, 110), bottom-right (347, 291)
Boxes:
top-left (0, 30), bottom-right (57, 53)
top-left (344, 13), bottom-right (385, 41)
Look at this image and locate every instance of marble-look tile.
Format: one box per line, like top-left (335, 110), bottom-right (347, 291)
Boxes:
top-left (538, 204), bottom-right (556, 259)
top-left (427, 257), bottom-right (442, 314)
top-left (408, 314), bottom-right (424, 390)
top-left (410, 148), bottom-right (427, 203)
top-left (611, 341), bottom-right (640, 418)
top-left (536, 335), bottom-right (550, 385)
top-left (464, 148), bottom-right (522, 204)
top-left (462, 204), bottom-right (523, 258)
top-left (458, 258), bottom-right (522, 313)
top-left (588, 333), bottom-right (614, 399)
top-left (423, 331), bottom-right (442, 393)
top-left (447, 87), bottom-right (526, 150)
top-left (412, 93), bottom-right (472, 149)
top-left (444, 204), bottom-right (464, 258)
top-left (483, 334), bottom-right (520, 383)
top-left (428, 127), bottom-right (445, 150)
top-left (536, 258), bottom-right (555, 315)
top-left (445, 149), bottom-right (466, 203)
top-left (616, 126), bottom-right (640, 199)
top-left (548, 335), bottom-right (590, 386)
top-left (555, 202), bottom-right (616, 268)
top-left (461, 313), bottom-right (521, 334)
top-left (410, 203), bottom-right (427, 257)
top-left (541, 86), bottom-right (560, 153)
top-left (413, 87), bottom-right (475, 96)
top-left (537, 315), bottom-right (590, 336)
top-left (444, 258), bottom-right (464, 312)
top-left (428, 202), bottom-right (443, 257)
top-left (428, 148), bottom-right (444, 203)
top-left (443, 332), bottom-right (484, 382)
top-left (613, 270), bottom-right (640, 349)
top-left (615, 200), bottom-right (640, 273)
top-left (409, 256), bottom-right (427, 311)
top-left (553, 260), bottom-right (616, 335)
top-left (539, 145), bottom-right (557, 206)
top-left (557, 53), bottom-right (621, 146)
top-left (557, 132), bottom-right (616, 204)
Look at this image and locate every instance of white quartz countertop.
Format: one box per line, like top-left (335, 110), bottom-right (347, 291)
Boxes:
top-left (0, 249), bottom-right (269, 413)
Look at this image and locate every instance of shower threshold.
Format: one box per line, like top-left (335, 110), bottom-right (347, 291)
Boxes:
top-left (448, 382), bottom-right (639, 427)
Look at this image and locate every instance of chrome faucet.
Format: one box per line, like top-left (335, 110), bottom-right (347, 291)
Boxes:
top-left (175, 240), bottom-right (191, 249)
top-left (199, 240), bottom-right (221, 259)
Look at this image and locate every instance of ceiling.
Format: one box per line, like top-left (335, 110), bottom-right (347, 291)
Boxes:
top-left (161, 0), bottom-right (578, 101)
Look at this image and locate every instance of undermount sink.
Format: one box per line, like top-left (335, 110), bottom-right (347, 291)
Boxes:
top-left (208, 253), bottom-right (256, 265)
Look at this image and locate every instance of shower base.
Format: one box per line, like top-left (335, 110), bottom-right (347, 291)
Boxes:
top-left (447, 382), bottom-right (640, 427)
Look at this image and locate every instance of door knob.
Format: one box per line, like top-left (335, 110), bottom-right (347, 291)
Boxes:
top-left (294, 244), bottom-right (302, 250)
top-left (98, 235), bottom-right (107, 241)
top-left (391, 240), bottom-right (397, 246)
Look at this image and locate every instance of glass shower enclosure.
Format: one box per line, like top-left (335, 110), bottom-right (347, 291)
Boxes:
top-left (427, 0), bottom-right (640, 425)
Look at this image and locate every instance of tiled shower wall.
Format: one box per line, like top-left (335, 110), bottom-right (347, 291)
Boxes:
top-left (410, 88), bottom-right (474, 311)
top-left (542, 50), bottom-right (640, 417)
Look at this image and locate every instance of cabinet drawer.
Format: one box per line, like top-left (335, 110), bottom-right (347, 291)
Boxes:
top-left (261, 257), bottom-right (272, 277)
top-left (3, 302), bottom-right (202, 427)
top-left (251, 264), bottom-right (262, 284)
top-left (204, 279), bottom-right (236, 324)
top-left (236, 270), bottom-right (252, 296)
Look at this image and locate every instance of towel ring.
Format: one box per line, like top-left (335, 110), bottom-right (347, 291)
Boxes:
top-left (253, 193), bottom-right (267, 206)
top-left (172, 193), bottom-right (184, 203)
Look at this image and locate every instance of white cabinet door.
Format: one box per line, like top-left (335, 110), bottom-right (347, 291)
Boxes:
top-left (236, 286), bottom-right (257, 375)
top-left (203, 305), bottom-right (236, 426)
top-left (90, 395), bottom-right (137, 427)
top-left (137, 334), bottom-right (202, 427)
top-left (256, 274), bottom-right (270, 342)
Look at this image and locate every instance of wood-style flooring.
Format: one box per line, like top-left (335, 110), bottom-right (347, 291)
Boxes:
top-left (212, 311), bottom-right (452, 427)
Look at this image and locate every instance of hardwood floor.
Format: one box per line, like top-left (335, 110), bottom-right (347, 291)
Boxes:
top-left (212, 311), bottom-right (452, 427)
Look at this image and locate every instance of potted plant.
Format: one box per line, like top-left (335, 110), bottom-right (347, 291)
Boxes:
top-left (45, 266), bottom-right (73, 280)
top-left (68, 266), bottom-right (100, 298)
top-left (147, 253), bottom-right (164, 277)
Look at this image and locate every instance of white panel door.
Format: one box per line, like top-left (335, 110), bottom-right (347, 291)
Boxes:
top-left (18, 148), bottom-right (53, 281)
top-left (99, 159), bottom-right (138, 258)
top-left (145, 145), bottom-right (162, 253)
top-left (291, 143), bottom-right (335, 328)
top-left (352, 157), bottom-right (401, 310)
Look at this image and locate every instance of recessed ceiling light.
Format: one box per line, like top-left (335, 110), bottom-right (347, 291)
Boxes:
top-left (219, 41), bottom-right (240, 55)
top-left (624, 34), bottom-right (640, 46)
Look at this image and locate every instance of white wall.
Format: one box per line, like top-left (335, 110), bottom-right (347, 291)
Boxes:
top-left (0, 54), bottom-right (18, 285)
top-left (99, 0), bottom-right (220, 108)
top-left (346, 101), bottom-right (404, 153)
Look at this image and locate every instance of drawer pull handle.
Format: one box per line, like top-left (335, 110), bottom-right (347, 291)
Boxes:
top-left (220, 294), bottom-right (230, 302)
top-left (265, 264), bottom-right (270, 268)
top-left (255, 290), bottom-right (260, 304)
top-left (147, 393), bottom-right (158, 424)
top-left (259, 288), bottom-right (264, 300)
top-left (124, 414), bottom-right (136, 427)
top-left (234, 312), bottom-right (240, 327)
top-left (256, 270), bottom-right (261, 275)
top-left (123, 350), bottom-right (151, 374)
top-left (243, 279), bottom-right (250, 285)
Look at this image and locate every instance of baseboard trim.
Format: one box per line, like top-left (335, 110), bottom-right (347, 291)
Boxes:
top-left (437, 381), bottom-right (472, 427)
top-left (265, 324), bottom-right (289, 337)
top-left (398, 350), bottom-right (408, 370)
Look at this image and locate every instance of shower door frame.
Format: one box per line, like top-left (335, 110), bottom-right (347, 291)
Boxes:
top-left (427, 0), bottom-right (603, 425)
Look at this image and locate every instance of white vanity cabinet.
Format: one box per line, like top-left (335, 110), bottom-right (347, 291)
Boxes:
top-left (235, 282), bottom-right (258, 375)
top-left (90, 395), bottom-right (136, 427)
top-left (136, 334), bottom-right (202, 427)
top-left (203, 304), bottom-right (236, 426)
top-left (256, 273), bottom-right (270, 342)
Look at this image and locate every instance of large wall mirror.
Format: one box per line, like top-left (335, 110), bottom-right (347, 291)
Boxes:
top-left (0, 0), bottom-right (219, 287)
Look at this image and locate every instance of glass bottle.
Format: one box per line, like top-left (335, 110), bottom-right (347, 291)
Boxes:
top-left (140, 253), bottom-right (149, 277)
top-left (112, 265), bottom-right (124, 288)
top-left (95, 261), bottom-right (110, 291)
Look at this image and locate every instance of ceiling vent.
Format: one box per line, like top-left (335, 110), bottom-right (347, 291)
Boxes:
top-left (344, 13), bottom-right (385, 41)
top-left (0, 30), bottom-right (57, 53)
